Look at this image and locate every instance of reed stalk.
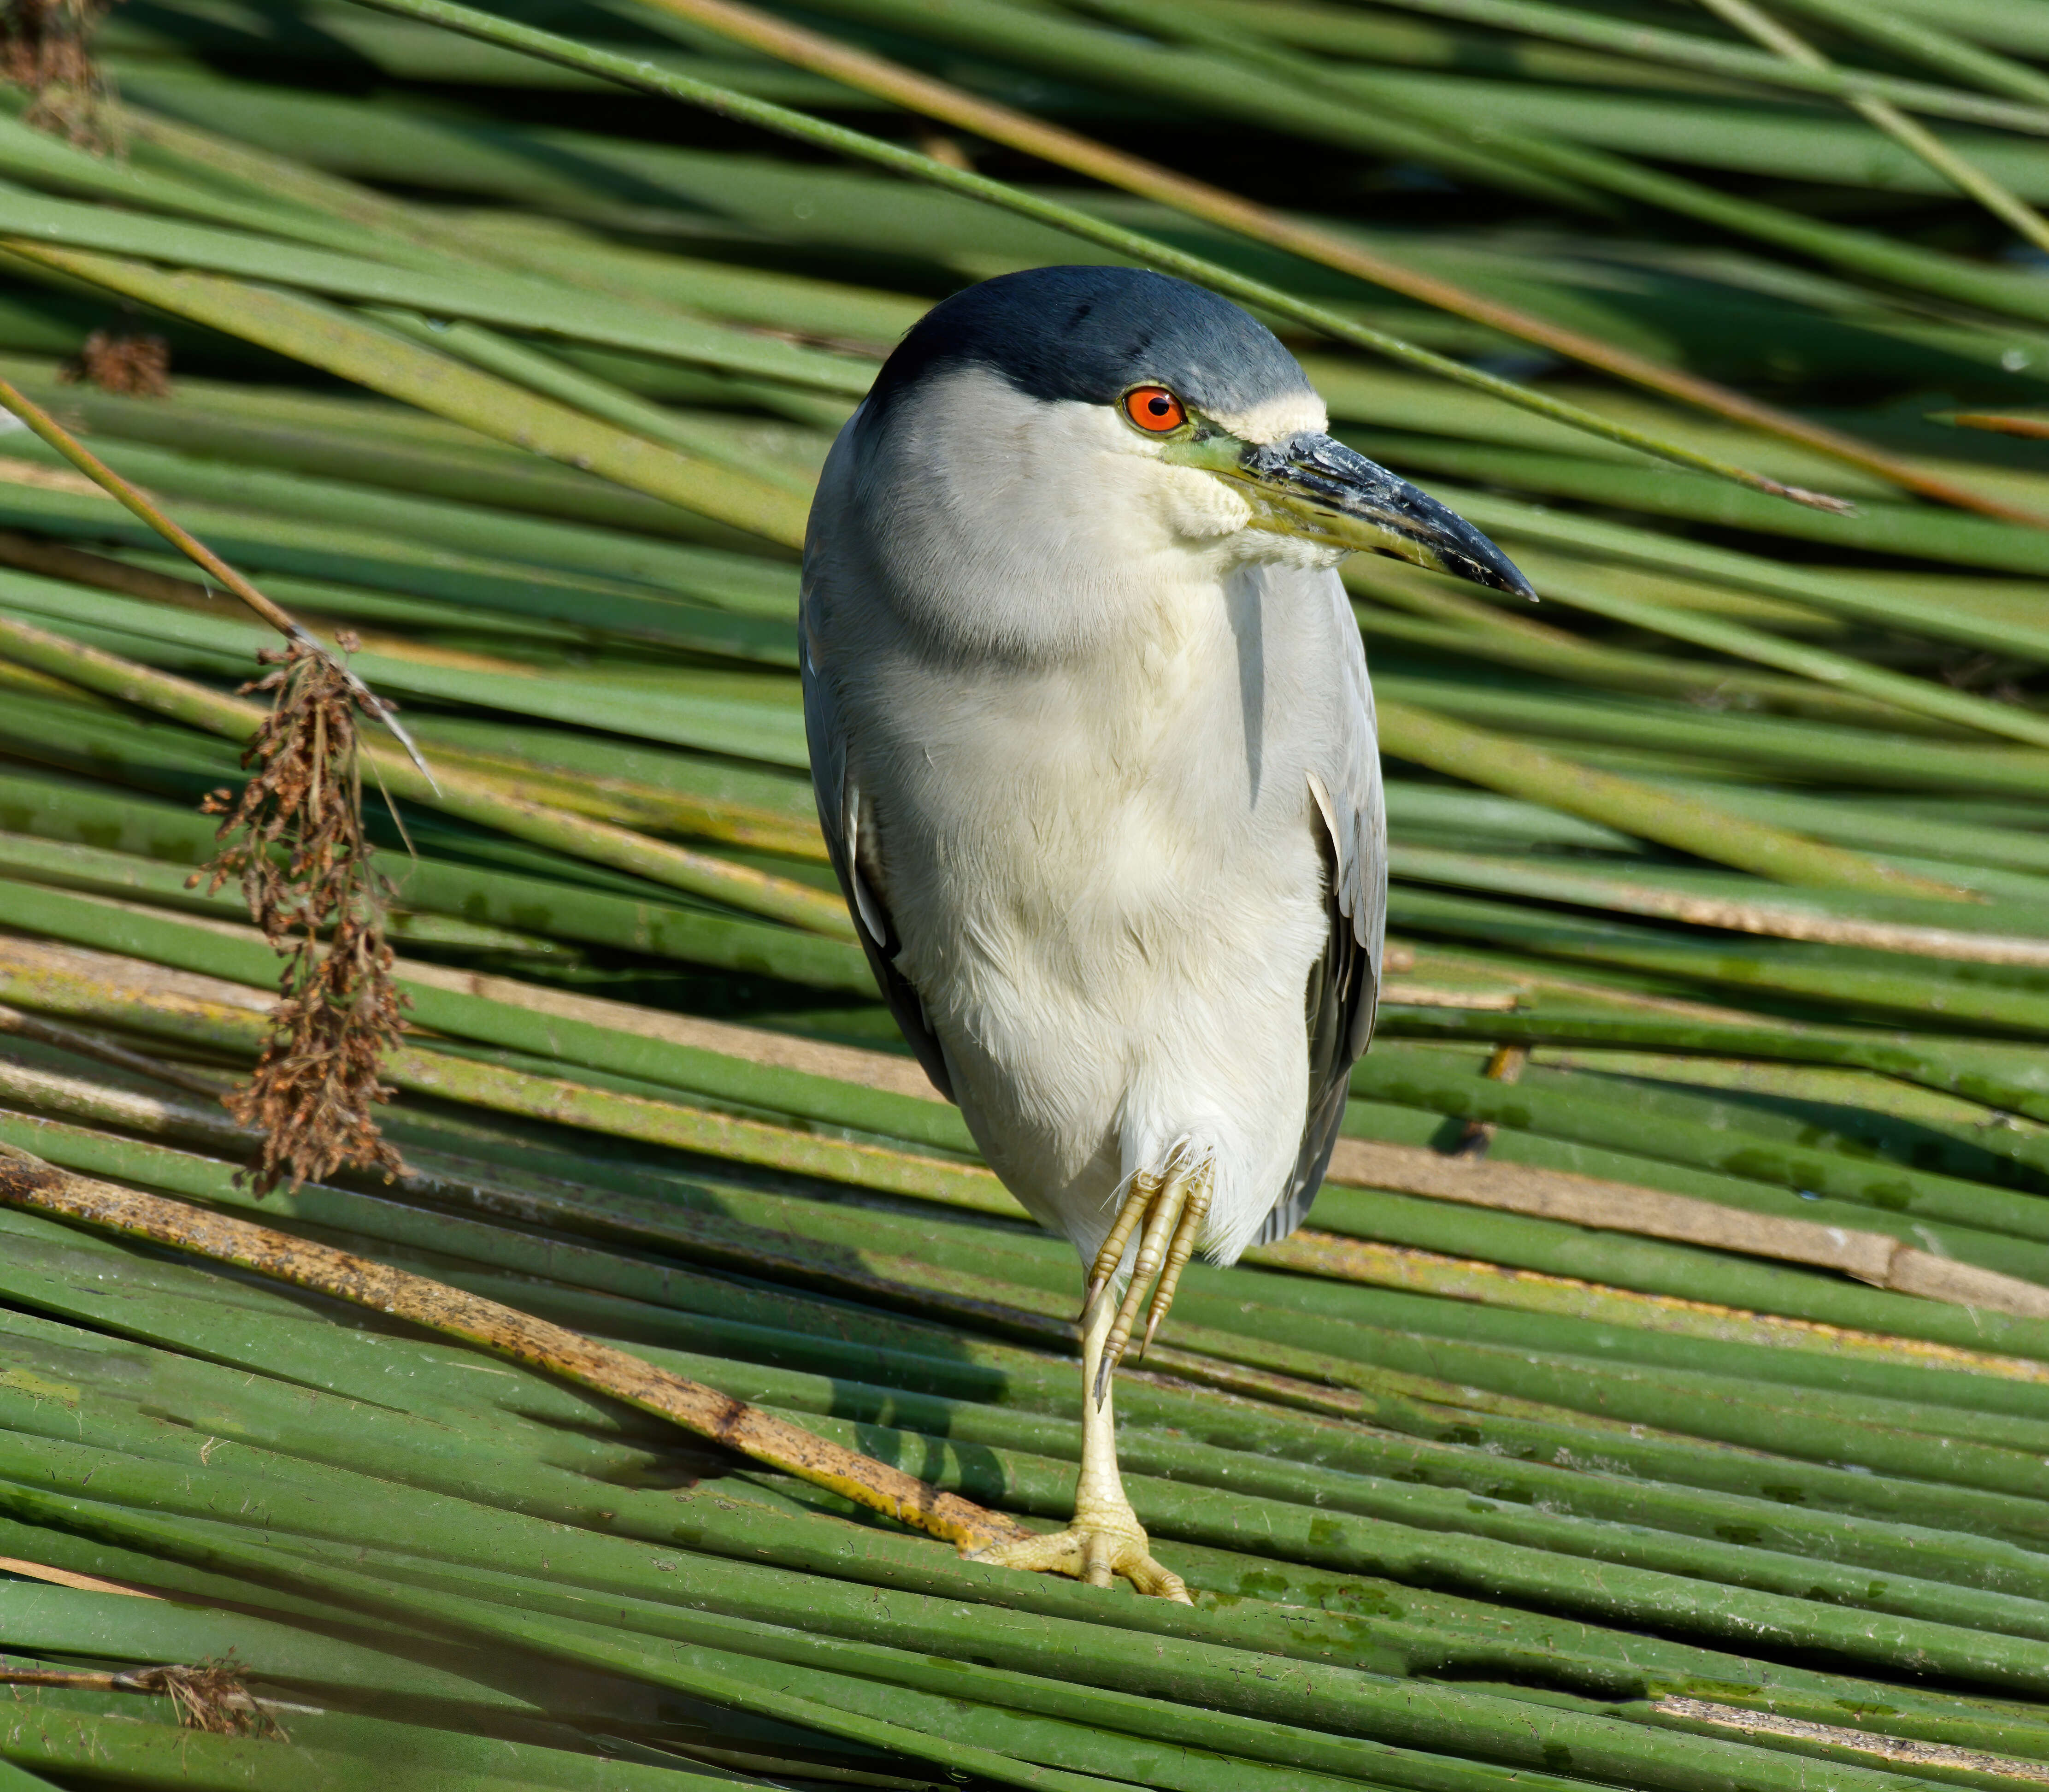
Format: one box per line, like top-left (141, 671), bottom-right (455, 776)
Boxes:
top-left (613, 0), bottom-right (2016, 515)
top-left (0, 608), bottom-right (854, 935)
top-left (1320, 0), bottom-right (2049, 131)
top-left (0, 1145), bottom-right (1032, 1553)
top-left (4, 0), bottom-right (2049, 1778)
top-left (1376, 701), bottom-right (1964, 897)
top-left (1766, 0), bottom-right (2049, 108)
top-left (345, 0), bottom-right (1855, 513)
top-left (1696, 0), bottom-right (2049, 258)
top-left (1, 243), bottom-right (816, 549)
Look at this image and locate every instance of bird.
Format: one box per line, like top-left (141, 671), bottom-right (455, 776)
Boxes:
top-left (801, 265), bottom-right (1534, 1601)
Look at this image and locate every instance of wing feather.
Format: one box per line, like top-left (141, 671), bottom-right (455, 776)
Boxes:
top-left (1252, 604), bottom-right (1386, 1248)
top-left (801, 623), bottom-right (957, 1103)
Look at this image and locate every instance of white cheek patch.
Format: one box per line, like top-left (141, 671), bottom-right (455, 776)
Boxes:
top-left (1207, 389), bottom-right (1328, 446)
top-left (1158, 466), bottom-right (1252, 540)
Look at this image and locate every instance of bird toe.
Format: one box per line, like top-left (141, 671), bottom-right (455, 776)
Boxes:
top-left (966, 1519), bottom-right (1190, 1602)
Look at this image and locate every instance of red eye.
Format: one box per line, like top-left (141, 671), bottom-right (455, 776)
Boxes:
top-left (1123, 385), bottom-right (1186, 433)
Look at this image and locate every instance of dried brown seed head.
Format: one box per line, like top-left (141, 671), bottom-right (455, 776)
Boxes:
top-left (1, 0), bottom-right (121, 148)
top-left (203, 640), bottom-right (407, 1194)
top-left (60, 329), bottom-right (171, 397)
top-left (132, 1657), bottom-right (280, 1738)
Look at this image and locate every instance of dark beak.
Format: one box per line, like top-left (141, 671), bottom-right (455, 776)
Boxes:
top-left (1219, 431), bottom-right (1537, 598)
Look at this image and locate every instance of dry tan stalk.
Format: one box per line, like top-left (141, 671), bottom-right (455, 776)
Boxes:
top-left (1944, 412), bottom-right (2049, 439)
top-left (1379, 984), bottom-right (1518, 1011)
top-left (0, 454), bottom-right (124, 499)
top-left (394, 958), bottom-right (951, 1103)
top-left (0, 1555), bottom-right (159, 1597)
top-left (1252, 1233), bottom-right (2049, 1380)
top-left (1697, 0), bottom-right (2049, 259)
top-left (1654, 1698), bottom-right (2049, 1784)
top-left (1513, 874), bottom-right (2049, 967)
top-left (0, 1146), bottom-right (1035, 1553)
top-left (1325, 1138), bottom-right (2049, 1317)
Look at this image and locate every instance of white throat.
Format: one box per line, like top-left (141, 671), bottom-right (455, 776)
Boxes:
top-left (848, 365), bottom-right (1338, 661)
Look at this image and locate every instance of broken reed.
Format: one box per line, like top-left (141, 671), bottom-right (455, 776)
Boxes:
top-left (0, 1657), bottom-right (273, 1736)
top-left (198, 634), bottom-right (404, 1193)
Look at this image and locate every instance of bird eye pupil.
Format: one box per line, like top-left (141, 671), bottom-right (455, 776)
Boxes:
top-left (1124, 386), bottom-right (1184, 432)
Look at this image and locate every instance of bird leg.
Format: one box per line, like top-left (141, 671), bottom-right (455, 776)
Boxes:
top-left (964, 1282), bottom-right (1192, 1602)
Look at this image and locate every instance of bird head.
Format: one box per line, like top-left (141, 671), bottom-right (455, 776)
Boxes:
top-left (842, 265), bottom-right (1534, 611)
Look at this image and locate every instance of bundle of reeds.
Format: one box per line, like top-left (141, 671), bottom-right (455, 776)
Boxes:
top-left (7, 0), bottom-right (2049, 1785)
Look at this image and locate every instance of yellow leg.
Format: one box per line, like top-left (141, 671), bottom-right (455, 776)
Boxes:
top-left (964, 1285), bottom-right (1192, 1602)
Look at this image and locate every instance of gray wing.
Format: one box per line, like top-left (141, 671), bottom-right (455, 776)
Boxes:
top-left (801, 615), bottom-right (958, 1104)
top-left (1251, 620), bottom-right (1386, 1248)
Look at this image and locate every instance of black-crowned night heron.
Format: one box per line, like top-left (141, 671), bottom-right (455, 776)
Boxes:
top-left (802, 266), bottom-right (1532, 1601)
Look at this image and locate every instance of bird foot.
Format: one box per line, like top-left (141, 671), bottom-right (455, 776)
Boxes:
top-left (1082, 1157), bottom-right (1210, 1403)
top-left (966, 1507), bottom-right (1192, 1603)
